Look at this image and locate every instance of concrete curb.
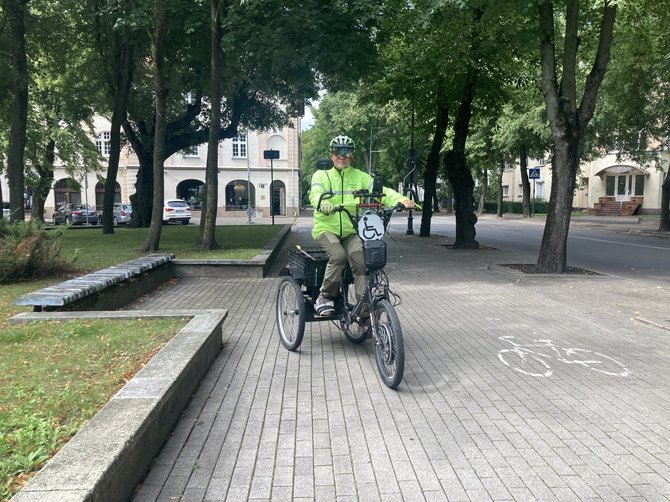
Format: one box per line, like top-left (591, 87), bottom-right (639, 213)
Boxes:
top-left (173, 223), bottom-right (292, 278)
top-left (10, 309), bottom-right (227, 502)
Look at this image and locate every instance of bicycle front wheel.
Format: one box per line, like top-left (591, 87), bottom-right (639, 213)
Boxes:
top-left (372, 299), bottom-right (404, 389)
top-left (276, 277), bottom-right (305, 351)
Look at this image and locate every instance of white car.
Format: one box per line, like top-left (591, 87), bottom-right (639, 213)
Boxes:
top-left (163, 198), bottom-right (191, 225)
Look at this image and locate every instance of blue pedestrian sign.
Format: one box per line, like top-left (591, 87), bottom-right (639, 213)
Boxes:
top-left (528, 168), bottom-right (540, 179)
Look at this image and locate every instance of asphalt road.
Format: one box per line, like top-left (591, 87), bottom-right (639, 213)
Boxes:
top-left (389, 213), bottom-right (670, 284)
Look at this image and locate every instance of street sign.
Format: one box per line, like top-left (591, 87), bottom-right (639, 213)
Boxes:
top-left (528, 168), bottom-right (540, 179)
top-left (263, 149), bottom-right (279, 160)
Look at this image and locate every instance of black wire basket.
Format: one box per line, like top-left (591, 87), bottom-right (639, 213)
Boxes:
top-left (287, 248), bottom-right (329, 287)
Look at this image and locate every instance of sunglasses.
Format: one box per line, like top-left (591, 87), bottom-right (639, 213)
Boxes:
top-left (331, 147), bottom-right (353, 158)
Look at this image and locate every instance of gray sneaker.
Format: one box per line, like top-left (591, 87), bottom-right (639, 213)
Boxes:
top-left (316, 294), bottom-right (335, 316)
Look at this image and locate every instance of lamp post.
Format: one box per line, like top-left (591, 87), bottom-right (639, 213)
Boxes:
top-left (404, 150), bottom-right (420, 235)
top-left (246, 132), bottom-right (253, 224)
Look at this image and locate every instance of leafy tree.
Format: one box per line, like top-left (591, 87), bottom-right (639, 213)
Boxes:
top-left (535, 0), bottom-right (616, 273)
top-left (590, 1), bottom-right (670, 231)
top-left (141, 0), bottom-right (168, 252)
top-left (1, 0), bottom-right (29, 221)
top-left (199, 0), bottom-right (226, 251)
top-left (92, 0), bottom-right (137, 234)
top-left (123, 0), bottom-right (378, 233)
top-left (371, 0), bottom-right (530, 244)
top-left (23, 0), bottom-right (102, 223)
top-left (492, 88), bottom-right (551, 219)
top-left (300, 91), bottom-right (424, 209)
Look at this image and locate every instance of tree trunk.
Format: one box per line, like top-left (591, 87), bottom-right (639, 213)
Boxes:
top-left (102, 33), bottom-right (134, 234)
top-left (3, 0), bottom-right (29, 222)
top-left (519, 144), bottom-right (531, 218)
top-left (496, 158), bottom-right (504, 218)
top-left (29, 138), bottom-right (56, 224)
top-left (142, 0), bottom-right (168, 252)
top-left (445, 150), bottom-right (478, 249)
top-left (442, 8), bottom-right (482, 249)
top-left (420, 95), bottom-right (449, 237)
top-left (660, 164), bottom-right (670, 232)
top-left (478, 167), bottom-right (487, 215)
top-left (199, 0), bottom-right (224, 250)
top-left (536, 142), bottom-right (580, 272)
top-left (445, 183), bottom-right (453, 213)
top-left (535, 0), bottom-right (616, 273)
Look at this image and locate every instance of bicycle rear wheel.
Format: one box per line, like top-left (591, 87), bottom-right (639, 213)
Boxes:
top-left (276, 277), bottom-right (305, 351)
top-left (372, 299), bottom-right (404, 389)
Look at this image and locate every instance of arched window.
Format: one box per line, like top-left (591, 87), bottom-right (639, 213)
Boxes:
top-left (225, 180), bottom-right (255, 210)
top-left (177, 179), bottom-right (206, 209)
top-left (54, 178), bottom-right (82, 207)
top-left (95, 181), bottom-right (121, 209)
top-left (267, 134), bottom-right (286, 159)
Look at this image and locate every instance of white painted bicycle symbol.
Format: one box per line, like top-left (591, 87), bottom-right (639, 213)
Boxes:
top-left (498, 336), bottom-right (630, 377)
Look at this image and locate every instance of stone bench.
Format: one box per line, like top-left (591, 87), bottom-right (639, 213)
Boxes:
top-left (16, 254), bottom-right (175, 312)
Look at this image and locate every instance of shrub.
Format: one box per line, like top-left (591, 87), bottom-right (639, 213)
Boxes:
top-left (0, 220), bottom-right (74, 282)
top-left (482, 199), bottom-right (548, 214)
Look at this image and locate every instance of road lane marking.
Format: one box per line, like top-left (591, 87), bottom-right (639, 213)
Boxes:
top-left (571, 236), bottom-right (670, 251)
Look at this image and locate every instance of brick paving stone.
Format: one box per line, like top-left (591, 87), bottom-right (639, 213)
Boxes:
top-left (129, 221), bottom-right (670, 501)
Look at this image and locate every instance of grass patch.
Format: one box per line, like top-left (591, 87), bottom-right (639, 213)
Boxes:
top-left (0, 281), bottom-right (186, 499)
top-left (59, 224), bottom-right (283, 270)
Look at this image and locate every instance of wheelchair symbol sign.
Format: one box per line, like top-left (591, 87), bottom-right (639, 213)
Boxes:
top-left (358, 211), bottom-right (384, 241)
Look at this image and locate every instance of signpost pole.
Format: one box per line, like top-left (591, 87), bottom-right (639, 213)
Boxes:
top-left (263, 149), bottom-right (280, 225)
top-left (528, 167), bottom-right (540, 218)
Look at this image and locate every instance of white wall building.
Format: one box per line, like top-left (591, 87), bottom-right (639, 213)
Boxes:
top-left (2, 115), bottom-right (302, 220)
top-left (501, 151), bottom-right (668, 214)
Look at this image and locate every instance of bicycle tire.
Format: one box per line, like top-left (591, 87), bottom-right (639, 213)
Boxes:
top-left (341, 280), bottom-right (367, 344)
top-left (276, 277), bottom-right (305, 351)
top-left (372, 299), bottom-right (404, 389)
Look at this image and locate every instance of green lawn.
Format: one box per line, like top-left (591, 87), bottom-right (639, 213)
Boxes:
top-left (0, 281), bottom-right (187, 499)
top-left (59, 224), bottom-right (283, 270)
top-left (0, 223), bottom-right (286, 498)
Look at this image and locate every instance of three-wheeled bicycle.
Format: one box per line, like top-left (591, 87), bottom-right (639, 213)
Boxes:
top-left (275, 175), bottom-right (411, 389)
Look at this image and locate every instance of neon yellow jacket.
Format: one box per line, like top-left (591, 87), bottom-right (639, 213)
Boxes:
top-left (309, 166), bottom-right (408, 240)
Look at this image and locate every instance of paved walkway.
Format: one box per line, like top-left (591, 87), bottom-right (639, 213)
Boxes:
top-left (129, 216), bottom-right (670, 501)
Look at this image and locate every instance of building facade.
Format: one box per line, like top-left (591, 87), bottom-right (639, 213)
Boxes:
top-left (2, 115), bottom-right (302, 220)
top-left (501, 151), bottom-right (668, 214)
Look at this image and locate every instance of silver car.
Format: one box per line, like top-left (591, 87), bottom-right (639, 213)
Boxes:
top-left (112, 203), bottom-right (133, 225)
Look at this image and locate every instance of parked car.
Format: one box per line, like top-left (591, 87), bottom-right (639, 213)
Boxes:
top-left (52, 203), bottom-right (99, 225)
top-left (2, 202), bottom-right (9, 219)
top-left (112, 202), bottom-right (132, 225)
top-left (163, 198), bottom-right (191, 225)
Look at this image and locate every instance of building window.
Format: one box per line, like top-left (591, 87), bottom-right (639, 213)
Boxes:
top-left (502, 185), bottom-right (509, 197)
top-left (634, 174), bottom-right (644, 196)
top-left (537, 157), bottom-right (545, 166)
top-left (182, 145), bottom-right (199, 157)
top-left (232, 135), bottom-right (247, 158)
top-left (96, 132), bottom-right (111, 156)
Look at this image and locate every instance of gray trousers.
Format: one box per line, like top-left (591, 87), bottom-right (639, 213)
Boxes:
top-left (315, 232), bottom-right (367, 299)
